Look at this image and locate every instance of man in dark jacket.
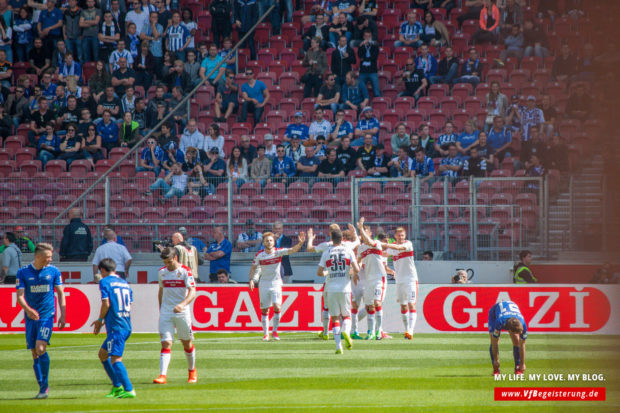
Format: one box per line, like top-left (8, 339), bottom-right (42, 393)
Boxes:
top-left (210, 0), bottom-right (232, 47)
top-left (163, 59), bottom-right (192, 94)
top-left (357, 29), bottom-right (380, 97)
top-left (60, 208), bottom-right (93, 261)
top-left (302, 13), bottom-right (330, 51)
top-left (4, 86), bottom-right (30, 129)
top-left (234, 0), bottom-right (259, 60)
top-left (331, 35), bottom-right (356, 86)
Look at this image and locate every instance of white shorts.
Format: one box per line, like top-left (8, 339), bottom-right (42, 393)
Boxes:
top-left (259, 285), bottom-right (282, 309)
top-left (326, 291), bottom-right (351, 318)
top-left (396, 281), bottom-right (418, 305)
top-left (364, 277), bottom-right (386, 305)
top-left (159, 311), bottom-right (193, 342)
top-left (351, 278), bottom-right (365, 305)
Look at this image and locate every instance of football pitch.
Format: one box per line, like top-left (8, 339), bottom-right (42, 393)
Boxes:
top-left (0, 333), bottom-right (618, 412)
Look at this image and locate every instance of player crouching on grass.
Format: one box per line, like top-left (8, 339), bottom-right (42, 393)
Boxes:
top-left (307, 223), bottom-right (360, 340)
top-left (249, 230), bottom-right (306, 341)
top-left (91, 258), bottom-right (135, 399)
top-left (356, 218), bottom-right (407, 340)
top-left (488, 300), bottom-right (528, 376)
top-left (153, 247), bottom-right (198, 384)
top-left (317, 229), bottom-right (360, 354)
top-left (385, 227), bottom-right (419, 340)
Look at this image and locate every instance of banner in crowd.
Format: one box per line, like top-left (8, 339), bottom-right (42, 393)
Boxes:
top-left (1, 285), bottom-right (618, 334)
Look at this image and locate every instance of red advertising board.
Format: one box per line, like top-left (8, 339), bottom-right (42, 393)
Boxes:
top-left (423, 286), bottom-right (612, 332)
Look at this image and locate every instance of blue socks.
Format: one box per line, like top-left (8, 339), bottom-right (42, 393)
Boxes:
top-left (513, 346), bottom-right (521, 368)
top-left (489, 345), bottom-right (494, 364)
top-left (112, 361), bottom-right (133, 392)
top-left (102, 358), bottom-right (122, 388)
top-left (33, 357), bottom-right (43, 390)
top-left (38, 352), bottom-right (50, 392)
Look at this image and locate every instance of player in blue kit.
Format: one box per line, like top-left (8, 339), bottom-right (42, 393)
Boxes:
top-left (16, 243), bottom-right (66, 399)
top-left (91, 258), bottom-right (136, 399)
top-left (488, 300), bottom-right (528, 376)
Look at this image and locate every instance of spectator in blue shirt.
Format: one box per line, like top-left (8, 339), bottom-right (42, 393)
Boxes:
top-left (40, 72), bottom-right (57, 101)
top-left (284, 111), bottom-right (309, 146)
top-left (204, 226), bottom-right (232, 282)
top-left (330, 109), bottom-right (353, 145)
top-left (271, 144), bottom-right (296, 181)
top-left (414, 44), bottom-right (438, 77)
top-left (239, 68), bottom-right (269, 125)
top-left (96, 110), bottom-right (120, 153)
top-left (456, 120), bottom-right (480, 158)
top-left (331, 0), bottom-right (356, 22)
top-left (199, 43), bottom-right (225, 86)
top-left (38, 1), bottom-right (64, 51)
top-left (434, 121), bottom-right (459, 157)
top-left (162, 141), bottom-right (185, 171)
top-left (36, 123), bottom-right (60, 167)
top-left (395, 11), bottom-right (422, 49)
top-left (352, 106), bottom-right (380, 146)
top-left (454, 47), bottom-right (483, 87)
top-left (137, 137), bottom-right (164, 176)
top-left (340, 71), bottom-right (368, 114)
top-left (411, 148), bottom-right (435, 184)
top-left (438, 143), bottom-right (463, 179)
top-left (487, 116), bottom-right (512, 162)
top-left (296, 144), bottom-right (321, 179)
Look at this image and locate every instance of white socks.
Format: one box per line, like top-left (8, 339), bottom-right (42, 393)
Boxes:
top-left (333, 322), bottom-right (341, 348)
top-left (184, 345), bottom-right (196, 371)
top-left (272, 312), bottom-right (280, 333)
top-left (322, 310), bottom-right (330, 334)
top-left (409, 310), bottom-right (417, 334)
top-left (401, 309), bottom-right (408, 331)
top-left (351, 309), bottom-right (359, 333)
top-left (367, 309), bottom-right (376, 333)
top-left (262, 314), bottom-right (269, 336)
top-left (375, 306), bottom-right (383, 333)
top-left (358, 307), bottom-right (367, 321)
top-left (342, 317), bottom-right (351, 335)
top-left (160, 349), bottom-right (171, 375)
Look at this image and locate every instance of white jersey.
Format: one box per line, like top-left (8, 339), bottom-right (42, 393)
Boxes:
top-left (319, 245), bottom-right (357, 293)
top-left (158, 264), bottom-right (196, 315)
top-left (314, 239), bottom-right (360, 254)
top-left (252, 248), bottom-right (291, 287)
top-left (387, 241), bottom-right (418, 284)
top-left (358, 241), bottom-right (386, 281)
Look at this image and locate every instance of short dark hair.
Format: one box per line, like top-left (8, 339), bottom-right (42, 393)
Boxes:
top-left (216, 269), bottom-right (228, 276)
top-left (506, 317), bottom-right (523, 334)
top-left (5, 232), bottom-right (16, 243)
top-left (519, 250), bottom-right (531, 260)
top-left (98, 258), bottom-right (117, 273)
top-left (160, 246), bottom-right (178, 260)
top-left (376, 233), bottom-right (388, 242)
top-left (331, 229), bottom-right (343, 244)
top-left (423, 250), bottom-right (433, 258)
top-left (276, 144), bottom-right (285, 150)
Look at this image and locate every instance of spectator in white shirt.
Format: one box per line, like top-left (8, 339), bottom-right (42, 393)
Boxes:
top-left (92, 228), bottom-right (132, 280)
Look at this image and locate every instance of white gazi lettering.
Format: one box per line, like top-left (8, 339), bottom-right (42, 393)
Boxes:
top-left (495, 291), bottom-right (512, 303)
top-left (308, 288), bottom-right (324, 328)
top-left (11, 291), bottom-right (25, 328)
top-left (225, 291), bottom-right (261, 328)
top-left (529, 291), bottom-right (560, 328)
top-left (277, 291), bottom-right (299, 327)
top-left (443, 291), bottom-right (482, 328)
top-left (569, 290), bottom-right (590, 328)
top-left (192, 290), bottom-right (224, 328)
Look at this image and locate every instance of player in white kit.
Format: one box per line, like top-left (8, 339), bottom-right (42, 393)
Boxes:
top-left (307, 223), bottom-right (359, 340)
top-left (153, 247), bottom-right (197, 384)
top-left (249, 230), bottom-right (306, 341)
top-left (356, 217), bottom-right (407, 340)
top-left (317, 229), bottom-right (360, 354)
top-left (385, 227), bottom-right (419, 339)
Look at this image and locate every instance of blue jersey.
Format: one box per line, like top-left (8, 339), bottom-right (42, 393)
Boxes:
top-left (99, 274), bottom-right (133, 333)
top-left (17, 264), bottom-right (63, 320)
top-left (488, 300), bottom-right (527, 340)
top-left (285, 123), bottom-right (309, 140)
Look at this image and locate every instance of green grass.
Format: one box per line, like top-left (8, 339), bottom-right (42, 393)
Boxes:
top-left (0, 333), bottom-right (618, 412)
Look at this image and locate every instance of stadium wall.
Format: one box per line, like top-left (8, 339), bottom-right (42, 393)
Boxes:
top-left (2, 285), bottom-right (618, 334)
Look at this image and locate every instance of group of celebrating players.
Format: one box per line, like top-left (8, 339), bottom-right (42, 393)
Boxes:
top-left (14, 221), bottom-right (528, 399)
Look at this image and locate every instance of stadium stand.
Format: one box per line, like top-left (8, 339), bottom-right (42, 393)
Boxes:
top-left (0, 0), bottom-right (616, 261)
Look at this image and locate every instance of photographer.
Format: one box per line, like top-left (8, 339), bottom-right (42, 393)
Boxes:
top-left (157, 232), bottom-right (202, 283)
top-left (398, 58), bottom-right (428, 101)
top-left (451, 270), bottom-right (469, 284)
top-left (357, 29), bottom-right (381, 97)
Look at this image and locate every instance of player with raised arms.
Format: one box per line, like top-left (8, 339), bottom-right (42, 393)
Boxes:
top-left (356, 217), bottom-right (407, 340)
top-left (153, 247), bottom-right (197, 384)
top-left (385, 227), bottom-right (419, 340)
top-left (317, 228), bottom-right (360, 354)
top-left (16, 242), bottom-right (65, 399)
top-left (91, 258), bottom-right (135, 398)
top-left (249, 230), bottom-right (306, 341)
top-left (488, 300), bottom-right (528, 376)
top-left (307, 223), bottom-right (359, 340)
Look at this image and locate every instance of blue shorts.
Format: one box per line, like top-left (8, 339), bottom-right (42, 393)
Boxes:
top-left (102, 330), bottom-right (131, 357)
top-left (25, 317), bottom-right (54, 349)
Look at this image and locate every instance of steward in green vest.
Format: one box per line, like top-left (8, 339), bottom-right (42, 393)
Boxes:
top-left (514, 250), bottom-right (538, 283)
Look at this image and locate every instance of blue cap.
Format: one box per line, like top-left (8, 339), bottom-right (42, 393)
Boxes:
top-left (294, 111), bottom-right (303, 117)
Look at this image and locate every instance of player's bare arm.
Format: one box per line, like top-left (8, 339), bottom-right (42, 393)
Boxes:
top-left (248, 264), bottom-right (258, 290)
top-left (350, 259), bottom-right (360, 285)
top-left (490, 334), bottom-right (500, 370)
top-left (306, 228), bottom-right (317, 252)
top-left (356, 218), bottom-right (375, 246)
top-left (55, 285), bottom-right (66, 330)
top-left (90, 297), bottom-right (110, 335)
top-left (16, 289), bottom-right (39, 320)
top-left (382, 242), bottom-right (407, 251)
top-left (158, 287), bottom-right (163, 309)
top-left (289, 232), bottom-right (307, 254)
top-left (174, 286), bottom-right (196, 313)
top-left (317, 265), bottom-right (328, 277)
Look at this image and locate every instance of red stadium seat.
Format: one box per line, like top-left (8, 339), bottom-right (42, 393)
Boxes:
top-left (19, 160), bottom-right (41, 176)
top-left (190, 206), bottom-right (213, 220)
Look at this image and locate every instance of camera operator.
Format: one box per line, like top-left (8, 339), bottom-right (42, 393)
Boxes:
top-left (157, 232), bottom-right (201, 282)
